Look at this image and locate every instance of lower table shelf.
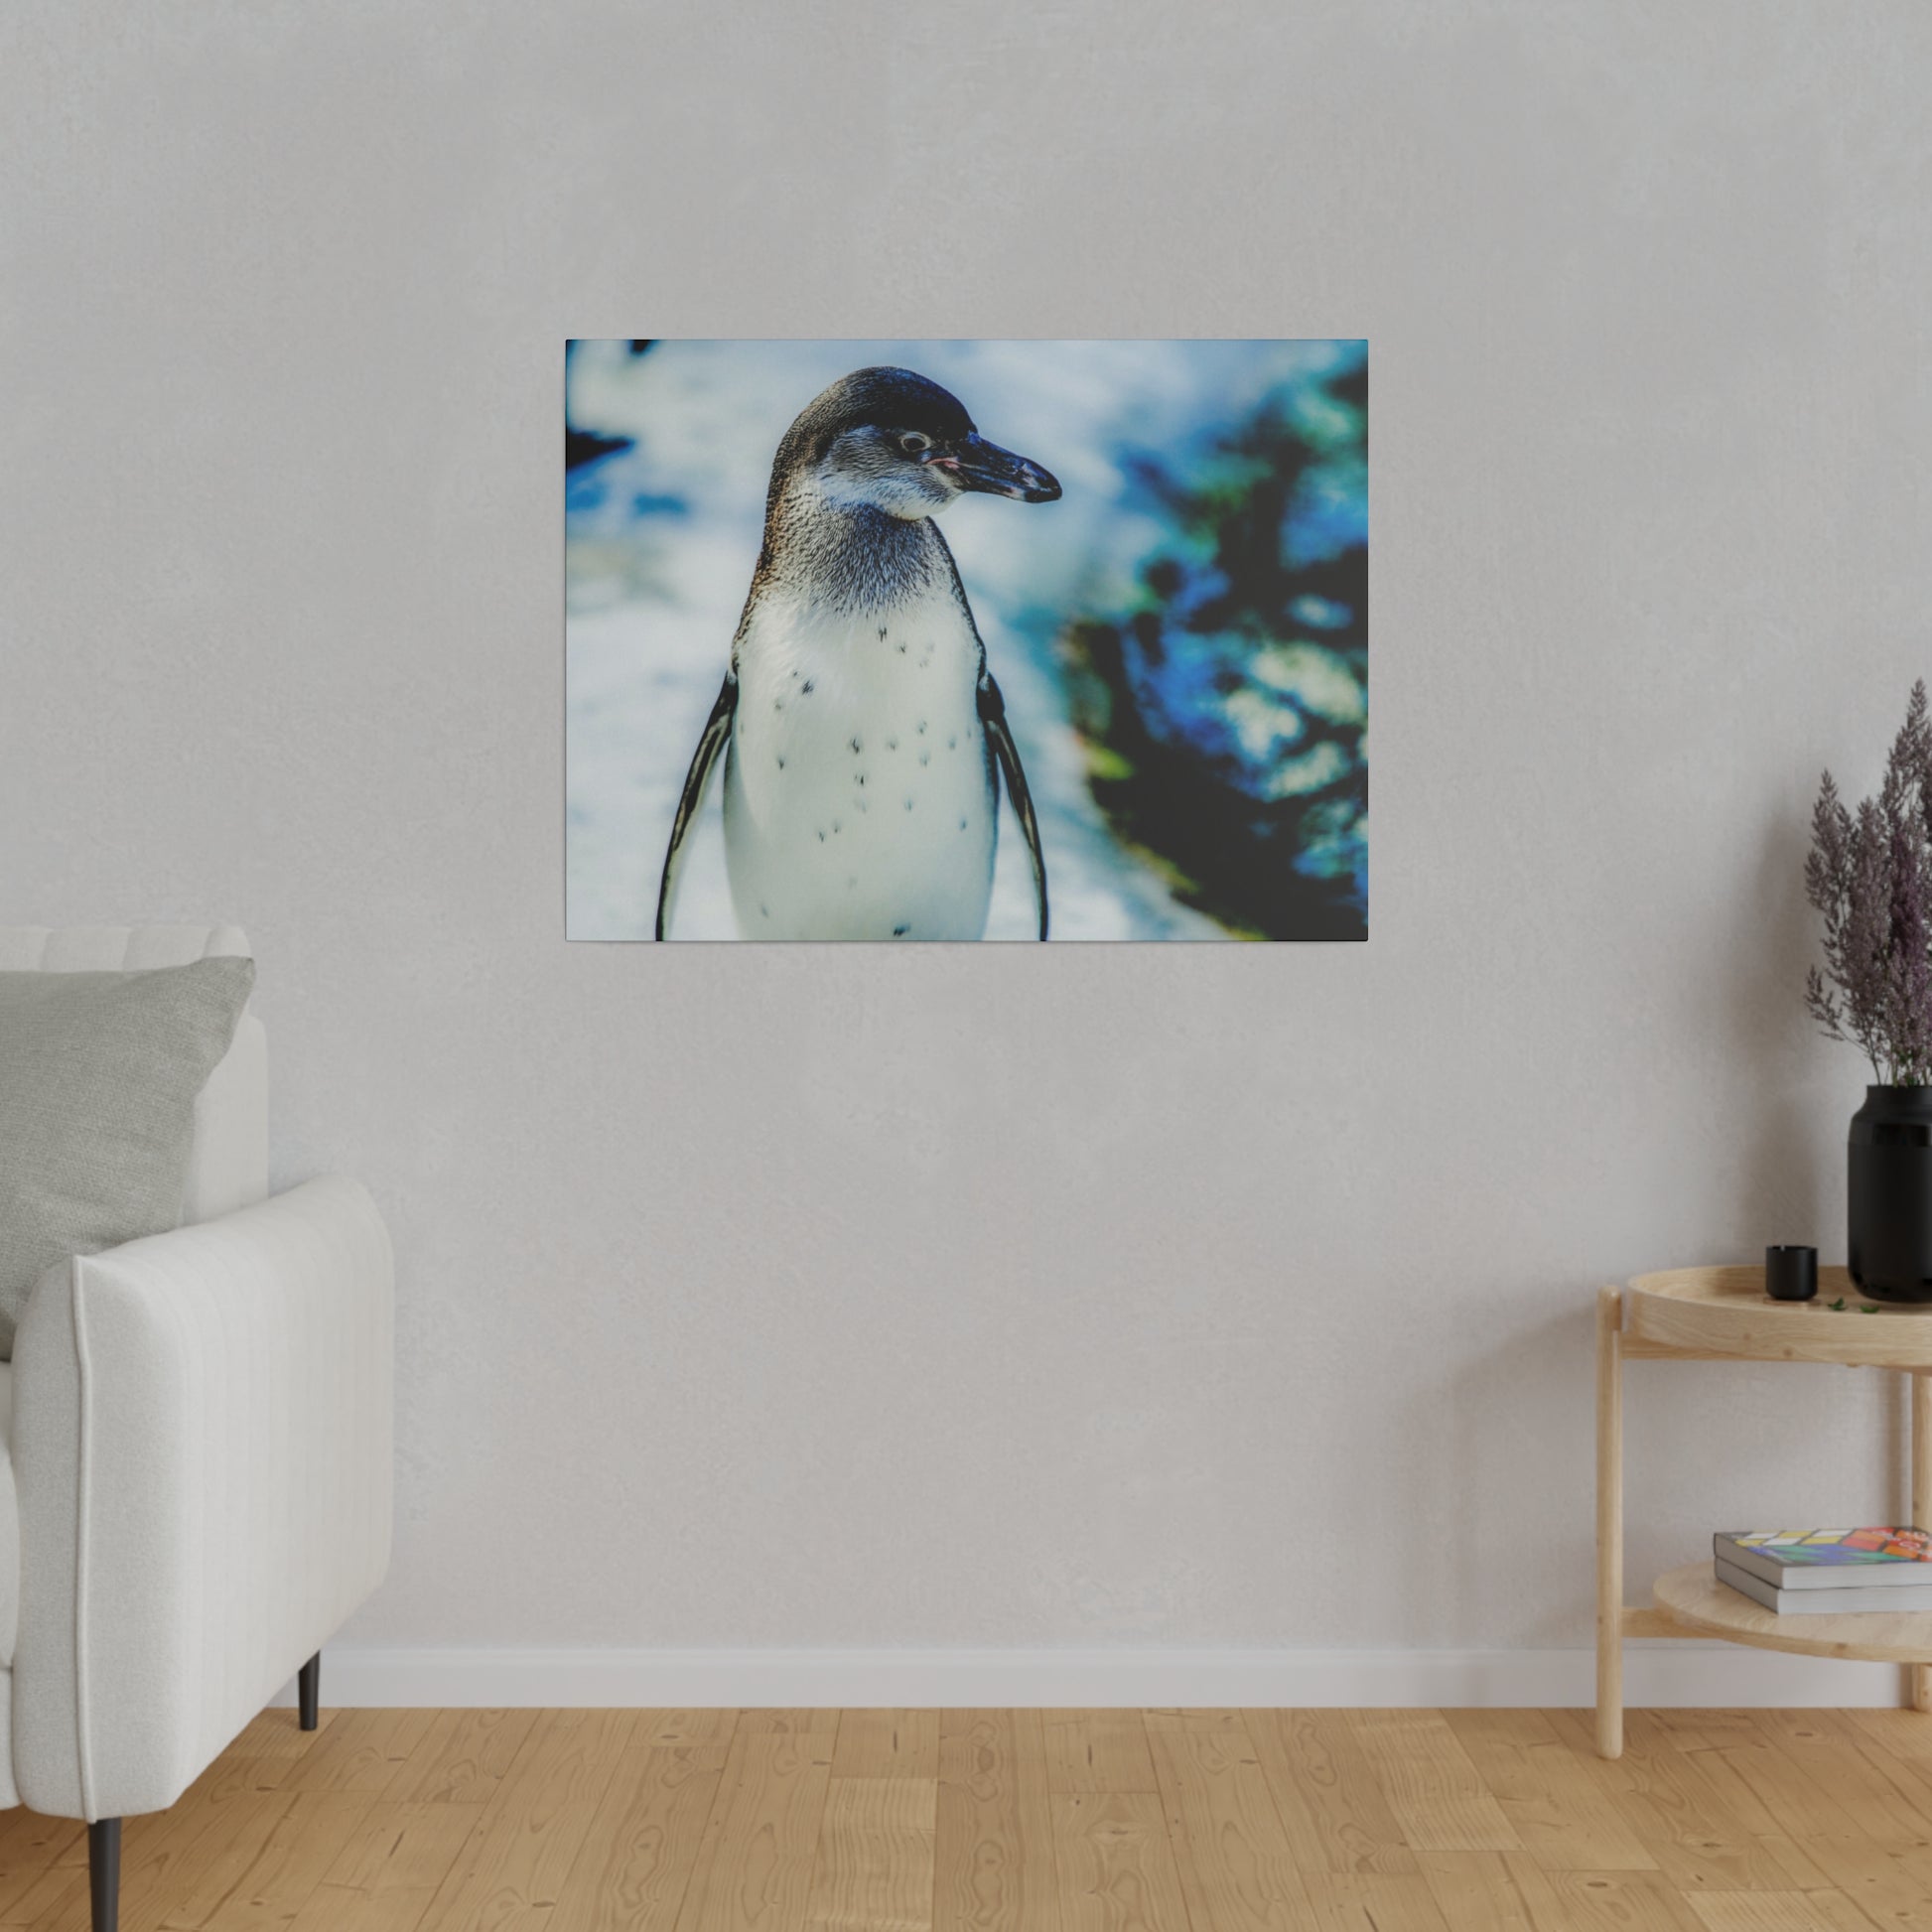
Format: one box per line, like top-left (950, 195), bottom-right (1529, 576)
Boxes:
top-left (1651, 1561), bottom-right (1932, 1665)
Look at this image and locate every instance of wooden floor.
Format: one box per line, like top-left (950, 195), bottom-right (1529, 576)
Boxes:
top-left (5, 1708), bottom-right (1932, 1929)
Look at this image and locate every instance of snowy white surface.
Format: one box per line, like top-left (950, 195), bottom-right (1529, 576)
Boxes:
top-left (565, 339), bottom-right (1346, 941)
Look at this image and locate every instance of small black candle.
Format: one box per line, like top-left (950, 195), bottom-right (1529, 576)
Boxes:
top-left (1765, 1245), bottom-right (1818, 1302)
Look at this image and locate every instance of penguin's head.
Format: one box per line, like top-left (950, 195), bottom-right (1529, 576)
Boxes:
top-left (775, 366), bottom-right (1060, 521)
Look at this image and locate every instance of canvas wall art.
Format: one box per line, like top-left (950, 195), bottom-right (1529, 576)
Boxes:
top-left (566, 340), bottom-right (1367, 941)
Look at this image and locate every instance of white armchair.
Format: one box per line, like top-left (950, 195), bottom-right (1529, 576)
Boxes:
top-left (0, 926), bottom-right (393, 1932)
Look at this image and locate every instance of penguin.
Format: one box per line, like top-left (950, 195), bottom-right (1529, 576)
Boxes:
top-left (655, 366), bottom-right (1058, 941)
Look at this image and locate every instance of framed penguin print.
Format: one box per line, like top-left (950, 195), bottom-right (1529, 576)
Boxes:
top-left (567, 340), bottom-right (1367, 941)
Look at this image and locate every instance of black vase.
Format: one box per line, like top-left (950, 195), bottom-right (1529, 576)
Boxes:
top-left (1849, 1085), bottom-right (1932, 1304)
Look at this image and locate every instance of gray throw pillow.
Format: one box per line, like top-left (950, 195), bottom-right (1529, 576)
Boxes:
top-left (0, 956), bottom-right (256, 1356)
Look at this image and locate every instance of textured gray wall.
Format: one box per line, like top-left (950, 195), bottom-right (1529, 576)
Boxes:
top-left (4, 0), bottom-right (1931, 1654)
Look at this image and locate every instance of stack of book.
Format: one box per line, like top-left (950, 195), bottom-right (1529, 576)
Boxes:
top-left (1716, 1528), bottom-right (1932, 1614)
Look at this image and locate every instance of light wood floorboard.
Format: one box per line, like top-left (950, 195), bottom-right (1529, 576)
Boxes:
top-left (7, 1709), bottom-right (1931, 1929)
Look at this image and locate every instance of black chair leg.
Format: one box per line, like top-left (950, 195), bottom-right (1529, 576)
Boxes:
top-left (89, 1818), bottom-right (120, 1932)
top-left (298, 1651), bottom-right (321, 1731)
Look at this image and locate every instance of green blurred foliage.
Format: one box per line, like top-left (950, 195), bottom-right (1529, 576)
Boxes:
top-left (1060, 352), bottom-right (1368, 939)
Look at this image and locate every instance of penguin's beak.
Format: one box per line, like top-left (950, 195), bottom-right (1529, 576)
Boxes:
top-left (933, 433), bottom-right (1060, 503)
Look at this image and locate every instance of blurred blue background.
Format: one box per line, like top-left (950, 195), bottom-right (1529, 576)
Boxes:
top-left (567, 340), bottom-right (1367, 940)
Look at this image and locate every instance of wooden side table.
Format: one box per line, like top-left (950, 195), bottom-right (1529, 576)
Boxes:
top-left (1595, 1266), bottom-right (1932, 1758)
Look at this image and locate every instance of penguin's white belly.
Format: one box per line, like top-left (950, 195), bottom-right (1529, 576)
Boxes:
top-left (723, 592), bottom-right (998, 940)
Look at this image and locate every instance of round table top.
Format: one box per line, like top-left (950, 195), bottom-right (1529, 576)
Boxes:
top-left (1625, 1265), bottom-right (1932, 1367)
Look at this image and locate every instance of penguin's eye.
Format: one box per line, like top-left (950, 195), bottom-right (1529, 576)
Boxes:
top-left (898, 433), bottom-right (932, 457)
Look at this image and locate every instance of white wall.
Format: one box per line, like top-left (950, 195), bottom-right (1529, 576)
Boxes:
top-left (5, 0), bottom-right (1932, 1697)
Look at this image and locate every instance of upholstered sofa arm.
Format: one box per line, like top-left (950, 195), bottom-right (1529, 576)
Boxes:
top-left (9, 1176), bottom-right (393, 1820)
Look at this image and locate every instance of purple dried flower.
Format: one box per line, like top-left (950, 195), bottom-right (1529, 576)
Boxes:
top-left (1807, 682), bottom-right (1932, 1084)
top-left (1886, 813), bottom-right (1932, 1080)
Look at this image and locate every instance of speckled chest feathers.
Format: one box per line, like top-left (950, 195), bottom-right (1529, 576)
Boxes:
top-left (723, 530), bottom-right (997, 941)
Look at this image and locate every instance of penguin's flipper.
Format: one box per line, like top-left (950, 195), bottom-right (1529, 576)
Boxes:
top-left (977, 670), bottom-right (1049, 941)
top-left (655, 669), bottom-right (738, 940)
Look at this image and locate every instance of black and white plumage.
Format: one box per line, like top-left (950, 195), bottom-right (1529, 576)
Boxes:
top-left (655, 367), bottom-right (1057, 941)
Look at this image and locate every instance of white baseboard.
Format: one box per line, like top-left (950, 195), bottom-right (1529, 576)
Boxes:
top-left (273, 1644), bottom-right (1914, 1709)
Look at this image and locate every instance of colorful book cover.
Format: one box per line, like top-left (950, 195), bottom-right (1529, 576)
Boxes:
top-left (1721, 1528), bottom-right (1932, 1568)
